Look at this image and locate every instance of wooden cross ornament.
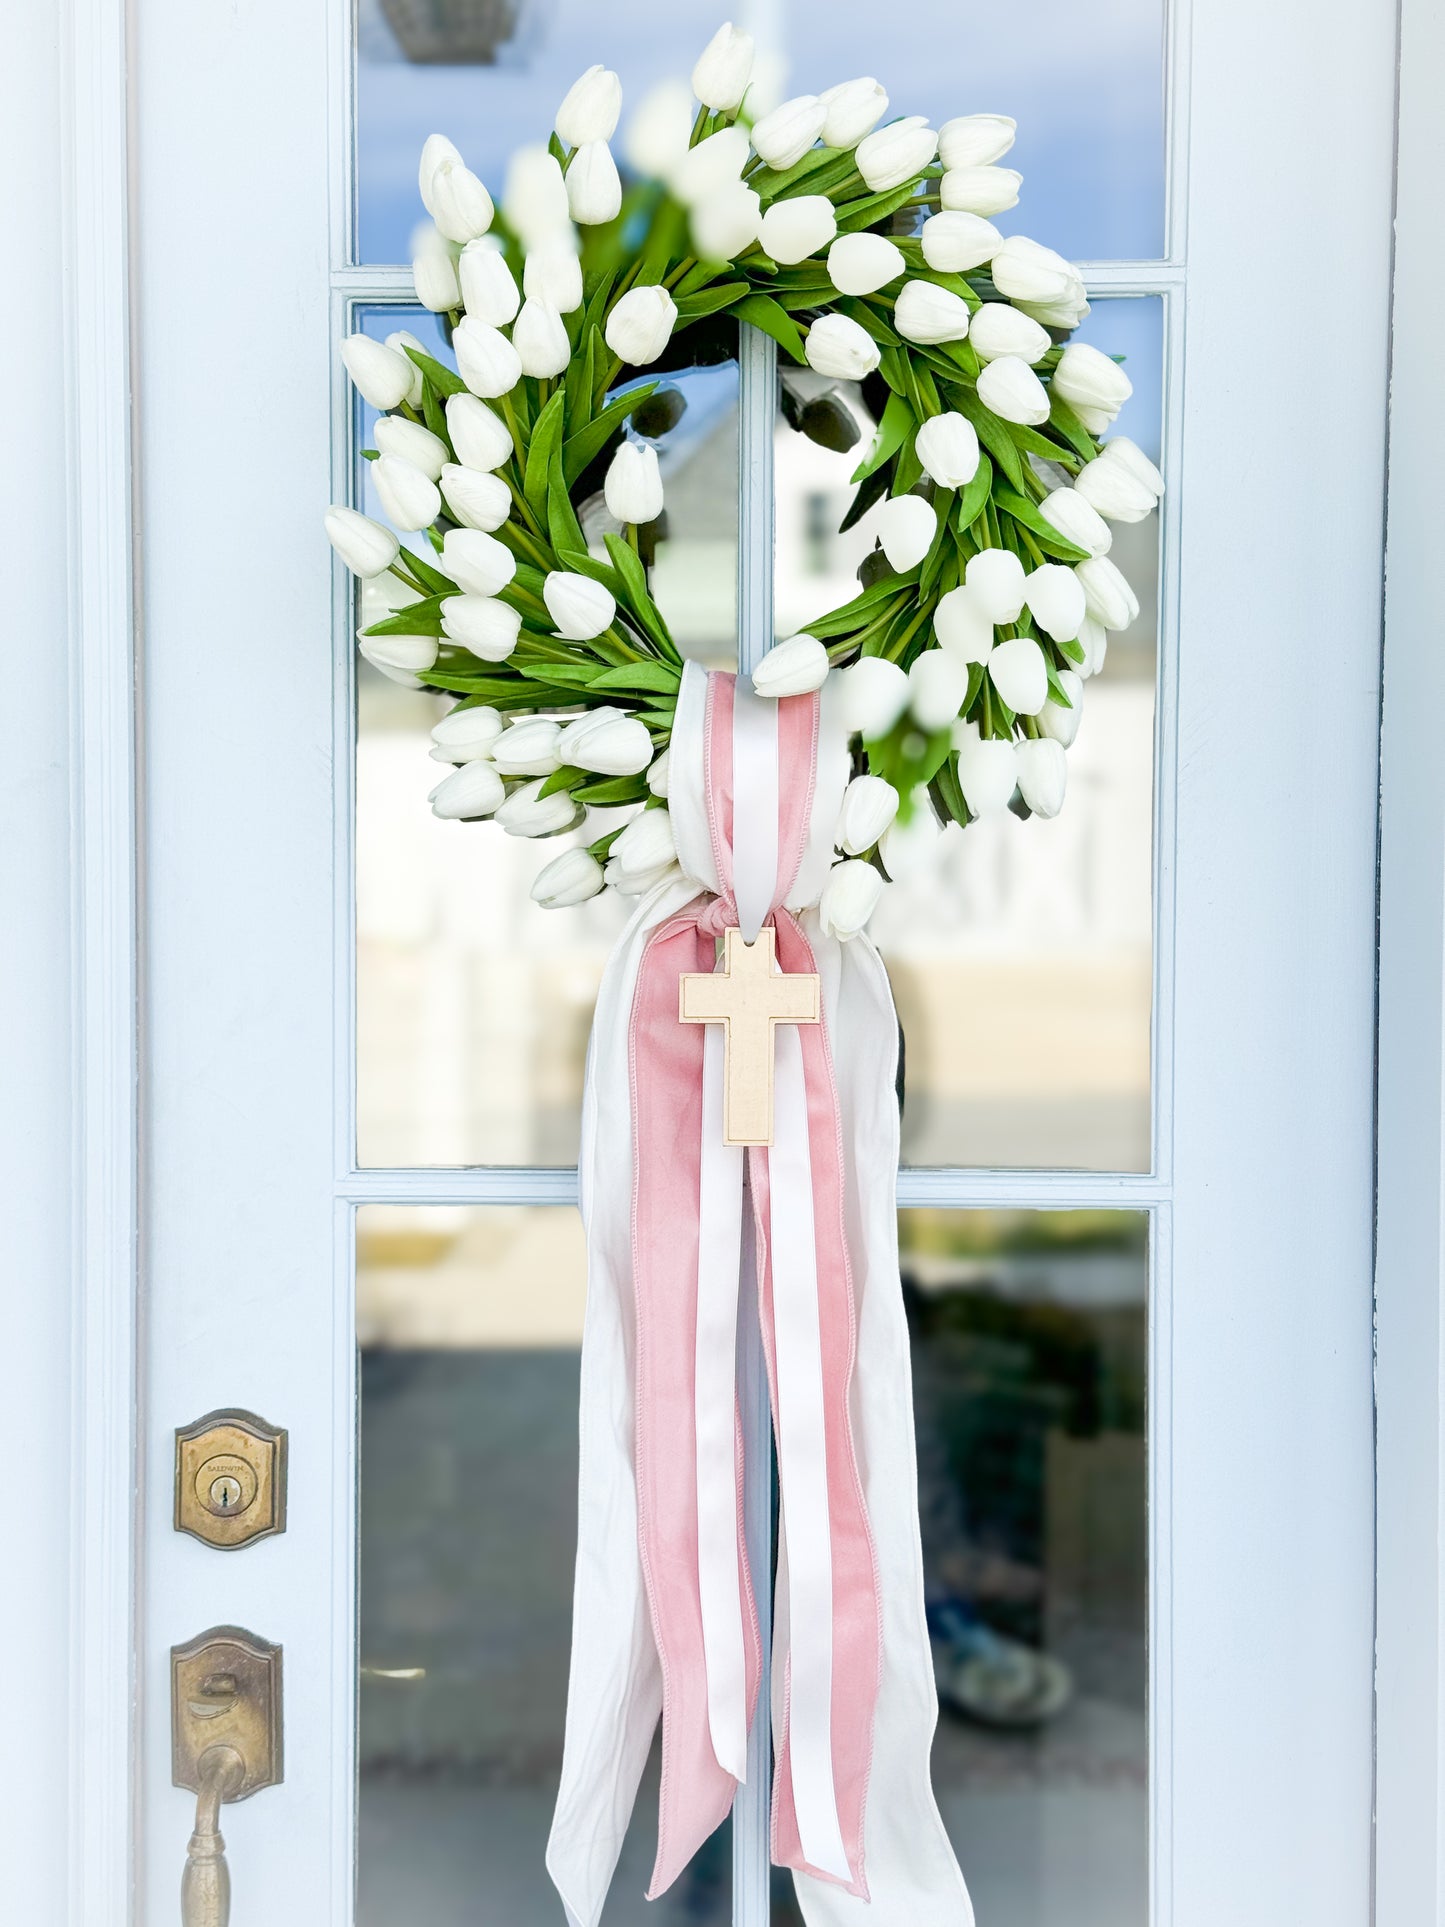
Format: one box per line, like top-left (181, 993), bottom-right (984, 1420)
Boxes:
top-left (679, 926), bottom-right (822, 1146)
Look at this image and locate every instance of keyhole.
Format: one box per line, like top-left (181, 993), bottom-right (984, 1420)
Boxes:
top-left (209, 1474), bottom-right (243, 1512)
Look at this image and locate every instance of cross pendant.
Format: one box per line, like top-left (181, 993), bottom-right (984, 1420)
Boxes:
top-left (679, 925), bottom-right (822, 1146)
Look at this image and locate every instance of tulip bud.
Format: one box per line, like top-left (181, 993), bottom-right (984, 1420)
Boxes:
top-left (432, 704), bottom-right (504, 762)
top-left (339, 333), bottom-right (415, 411)
top-left (855, 116), bottom-right (938, 192)
top-left (953, 723), bottom-right (1017, 817)
top-left (612, 806), bottom-right (677, 878)
top-left (372, 454), bottom-right (442, 532)
top-left (624, 79), bottom-right (694, 179)
top-left (804, 312), bottom-right (881, 380)
top-left (1052, 343), bottom-right (1132, 424)
top-left (1074, 452), bottom-right (1157, 523)
top-left (752, 633), bottom-right (830, 697)
top-left (440, 595), bottom-right (522, 661)
top-left (976, 354), bottom-right (1050, 425)
top-left (1100, 435), bottom-right (1164, 498)
top-left (1037, 669), bottom-right (1083, 746)
top-left (877, 494), bottom-right (937, 572)
top-left (558, 707), bottom-right (655, 775)
top-left (819, 858), bottom-right (885, 939)
top-left (604, 284), bottom-right (678, 366)
top-left (445, 392), bottom-right (512, 471)
top-left (836, 773), bottom-right (900, 854)
top-left (440, 528), bottom-right (516, 596)
top-left (840, 655), bottom-right (909, 737)
top-left (418, 134), bottom-right (462, 213)
top-left (454, 317), bottom-right (522, 398)
top-left (359, 630), bottom-right (438, 679)
top-left (604, 441), bottom-right (664, 524)
top-left (647, 749), bottom-right (670, 797)
top-left (493, 717), bottom-right (564, 776)
top-left (940, 165), bottom-right (1021, 216)
top-left (1038, 488), bottom-right (1111, 558)
top-left (920, 210), bottom-right (1001, 274)
top-left (1076, 555), bottom-right (1140, 631)
top-left (383, 330), bottom-right (427, 408)
top-left (827, 231), bottom-right (905, 296)
top-left (909, 648), bottom-right (970, 730)
top-left (752, 94), bottom-right (827, 170)
top-left (967, 301), bottom-right (1051, 364)
top-left (966, 547), bottom-right (1027, 622)
top-left (374, 415), bottom-right (448, 481)
top-left (757, 194), bottom-right (836, 265)
top-left (428, 159), bottom-right (494, 245)
top-left (439, 463), bottom-right (510, 533)
top-left (325, 505), bottom-right (400, 579)
top-left (819, 76), bottom-right (889, 148)
top-left (1016, 737), bottom-right (1067, 818)
top-left (532, 846), bottom-right (606, 908)
top-left (566, 140), bottom-right (622, 225)
top-left (880, 789), bottom-right (944, 879)
top-left (496, 777), bottom-right (581, 838)
top-left (989, 234), bottom-right (1077, 304)
top-left (459, 241), bottom-right (520, 325)
top-left (691, 21), bottom-right (755, 113)
top-left (894, 279), bottom-right (972, 345)
top-left (1074, 616), bottom-right (1108, 680)
top-left (987, 635), bottom-right (1048, 714)
top-left (938, 113), bottom-right (1017, 170)
top-left (523, 237), bottom-right (584, 314)
top-left (671, 125), bottom-right (749, 205)
top-left (429, 759), bottom-right (506, 819)
top-left (1016, 284), bottom-right (1090, 330)
top-left (543, 570), bottom-right (616, 640)
top-left (690, 182), bottom-right (761, 261)
top-left (514, 299), bottom-right (571, 378)
top-left (915, 412), bottom-right (980, 491)
top-left (503, 145), bottom-right (570, 246)
top-left (556, 64), bottom-right (622, 148)
top-left (412, 230), bottom-right (462, 312)
top-left (934, 582), bottom-right (993, 664)
top-left (1023, 562), bottom-right (1087, 643)
top-left (606, 852), bottom-right (680, 896)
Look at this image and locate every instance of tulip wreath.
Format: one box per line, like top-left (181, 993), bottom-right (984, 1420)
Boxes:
top-left (325, 23), bottom-right (1162, 923)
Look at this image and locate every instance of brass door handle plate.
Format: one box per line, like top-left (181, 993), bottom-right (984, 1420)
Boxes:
top-left (172, 1628), bottom-right (282, 1927)
top-left (175, 1410), bottom-right (287, 1550)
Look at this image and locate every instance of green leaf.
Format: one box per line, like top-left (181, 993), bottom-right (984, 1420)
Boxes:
top-left (953, 391), bottom-right (1027, 492)
top-left (525, 389), bottom-right (566, 520)
top-left (399, 543), bottom-right (456, 595)
top-left (1048, 393), bottom-right (1098, 464)
top-left (929, 754), bottom-right (972, 831)
top-left (574, 772), bottom-right (651, 805)
top-left (994, 486), bottom-right (1091, 561)
top-left (588, 661), bottom-right (683, 694)
top-left (853, 390), bottom-right (914, 484)
top-left (361, 595), bottom-right (448, 638)
top-left (839, 462), bottom-right (895, 532)
top-left (804, 579), bottom-right (907, 640)
top-left (603, 533), bottom-right (678, 659)
top-left (561, 382), bottom-right (658, 486)
top-left (731, 294), bottom-right (808, 364)
top-left (547, 441), bottom-right (588, 558)
top-left (1045, 659), bottom-right (1077, 706)
top-left (833, 183), bottom-right (924, 232)
top-left (753, 145), bottom-right (858, 204)
top-left (404, 345), bottom-right (467, 399)
top-left (953, 452), bottom-right (994, 533)
top-left (421, 383), bottom-right (449, 443)
top-left (539, 764), bottom-right (585, 798)
top-left (673, 280), bottom-right (749, 322)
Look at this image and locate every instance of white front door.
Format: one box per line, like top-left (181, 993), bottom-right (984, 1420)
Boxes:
top-left (132, 0), bottom-right (1391, 1921)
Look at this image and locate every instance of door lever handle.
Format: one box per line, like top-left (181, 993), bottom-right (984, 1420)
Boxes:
top-left (181, 1746), bottom-right (245, 1927)
top-left (171, 1628), bottom-right (283, 1925)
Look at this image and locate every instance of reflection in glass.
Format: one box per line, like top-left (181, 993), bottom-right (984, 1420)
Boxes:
top-left (357, 1205), bottom-right (731, 1923)
top-left (356, 0), bottom-right (1163, 265)
top-left (775, 298), bottom-right (1162, 1171)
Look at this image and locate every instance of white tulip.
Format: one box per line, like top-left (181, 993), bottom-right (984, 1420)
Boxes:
top-left (690, 182), bottom-right (761, 260)
top-left (1076, 555), bottom-right (1140, 631)
top-left (804, 312), bottom-right (881, 380)
top-left (752, 633), bottom-right (830, 697)
top-left (359, 630), bottom-right (438, 677)
top-left (612, 807), bottom-right (677, 877)
top-left (606, 853), bottom-right (680, 896)
top-left (325, 505), bottom-right (399, 578)
top-left (753, 94), bottom-right (827, 170)
top-left (513, 299), bottom-right (571, 378)
top-left (493, 717), bottom-right (564, 775)
top-left (624, 79), bottom-right (695, 179)
top-left (877, 494), bottom-right (937, 572)
top-left (604, 284), bottom-right (678, 365)
top-left (966, 546), bottom-right (1027, 622)
top-left (418, 134), bottom-right (462, 213)
top-left (532, 846), bottom-right (606, 908)
top-left (940, 165), bottom-right (1021, 217)
top-left (459, 241), bottom-right (520, 325)
top-left (384, 330), bottom-right (426, 408)
top-left (988, 635), bottom-right (1048, 714)
top-left (339, 334), bottom-right (414, 411)
top-left (1074, 452), bottom-right (1157, 523)
top-left (819, 76), bottom-right (889, 148)
top-left (836, 773), bottom-right (900, 854)
top-left (559, 708), bottom-right (655, 775)
top-left (938, 113), bottom-right (1017, 170)
top-left (894, 279), bottom-right (972, 345)
top-left (543, 570), bottom-right (616, 640)
top-left (989, 234), bottom-right (1078, 304)
top-left (523, 238), bottom-right (584, 314)
top-left (413, 234), bottom-right (462, 312)
top-left (976, 354), bottom-right (1051, 425)
top-left (877, 796), bottom-right (941, 882)
top-left (429, 760), bottom-right (505, 819)
top-left (429, 160), bottom-right (495, 245)
top-left (967, 301), bottom-right (1051, 363)
top-left (1052, 342), bottom-right (1132, 422)
top-left (691, 21), bottom-right (755, 112)
top-left (440, 595), bottom-right (522, 661)
top-left (1037, 669), bottom-right (1083, 746)
top-left (827, 231), bottom-right (905, 295)
top-left (497, 777), bottom-right (581, 838)
top-left (954, 723), bottom-right (1017, 816)
top-left (670, 126), bottom-right (749, 205)
top-left (1016, 737), bottom-right (1067, 818)
top-left (840, 655), bottom-right (909, 737)
top-left (1016, 284), bottom-right (1090, 330)
top-left (439, 463), bottom-right (510, 533)
top-left (1038, 488), bottom-right (1111, 558)
top-left (1073, 616), bottom-right (1108, 679)
top-left (909, 647), bottom-right (970, 730)
top-left (445, 392), bottom-right (512, 470)
top-left (915, 412), bottom-right (980, 490)
top-left (604, 441), bottom-right (664, 524)
top-left (758, 194), bottom-right (836, 264)
top-left (556, 64), bottom-right (622, 147)
top-left (1023, 562), bottom-right (1087, 643)
top-left (453, 317), bottom-right (522, 398)
top-left (647, 748), bottom-right (670, 797)
top-left (432, 704), bottom-right (504, 761)
top-left (440, 528), bottom-right (516, 596)
top-left (567, 140), bottom-right (622, 224)
top-left (819, 858), bottom-right (884, 939)
top-left (372, 454), bottom-right (442, 532)
top-left (920, 210), bottom-right (1001, 273)
top-left (1100, 435), bottom-right (1164, 498)
top-left (374, 415), bottom-right (448, 480)
top-left (855, 116), bottom-right (938, 192)
top-left (934, 582), bottom-right (994, 664)
top-left (502, 145), bottom-right (570, 246)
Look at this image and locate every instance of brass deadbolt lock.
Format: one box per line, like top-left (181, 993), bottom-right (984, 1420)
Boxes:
top-left (175, 1410), bottom-right (287, 1550)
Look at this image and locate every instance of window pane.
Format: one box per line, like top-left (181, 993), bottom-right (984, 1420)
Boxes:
top-left (356, 0), bottom-right (1163, 265)
top-left (357, 1204), bottom-right (732, 1922)
top-left (775, 296), bottom-right (1162, 1171)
